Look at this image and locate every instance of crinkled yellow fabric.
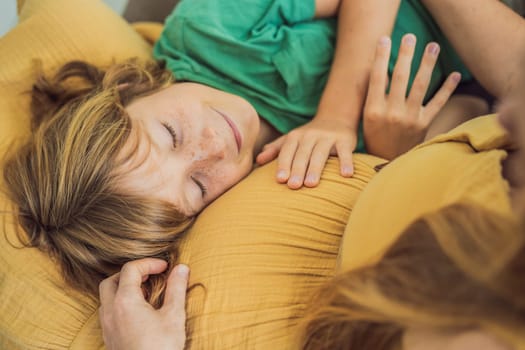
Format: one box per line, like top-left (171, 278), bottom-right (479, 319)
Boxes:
top-left (177, 156), bottom-right (381, 349)
top-left (0, 0), bottom-right (152, 348)
top-left (339, 115), bottom-right (512, 273)
top-left (2, 0), bottom-right (518, 349)
top-left (339, 114), bottom-right (525, 349)
top-left (0, 1), bottom-right (384, 349)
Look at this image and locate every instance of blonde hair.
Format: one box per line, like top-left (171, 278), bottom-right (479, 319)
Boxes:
top-left (2, 59), bottom-right (191, 307)
top-left (300, 203), bottom-right (525, 349)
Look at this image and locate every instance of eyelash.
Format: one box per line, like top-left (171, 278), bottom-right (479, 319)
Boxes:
top-left (191, 176), bottom-right (208, 198)
top-left (162, 122), bottom-right (205, 198)
top-left (162, 122), bottom-right (177, 148)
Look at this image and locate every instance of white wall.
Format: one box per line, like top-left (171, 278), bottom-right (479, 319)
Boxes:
top-left (0, 0), bottom-right (129, 37)
top-left (0, 0), bottom-right (18, 37)
top-left (103, 0), bottom-right (129, 16)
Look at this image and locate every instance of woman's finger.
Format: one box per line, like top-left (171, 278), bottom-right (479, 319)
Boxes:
top-left (162, 264), bottom-right (189, 318)
top-left (116, 259), bottom-right (168, 300)
top-left (99, 272), bottom-right (120, 308)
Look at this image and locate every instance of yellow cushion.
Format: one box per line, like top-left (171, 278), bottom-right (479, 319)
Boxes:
top-left (338, 115), bottom-right (513, 272)
top-left (0, 0), bottom-right (153, 348)
top-left (0, 1), bottom-right (384, 349)
top-left (0, 0), bottom-right (152, 154)
top-left (5, 1), bottom-right (513, 349)
top-left (177, 156), bottom-right (380, 349)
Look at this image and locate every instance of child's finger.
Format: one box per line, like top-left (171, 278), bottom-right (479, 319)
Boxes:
top-left (287, 138), bottom-right (317, 189)
top-left (367, 36), bottom-right (392, 107)
top-left (255, 137), bottom-right (283, 165)
top-left (304, 140), bottom-right (333, 188)
top-left (389, 33), bottom-right (417, 103)
top-left (424, 72), bottom-right (462, 123)
top-left (276, 137), bottom-right (299, 183)
top-left (407, 42), bottom-right (440, 112)
top-left (336, 141), bottom-right (354, 177)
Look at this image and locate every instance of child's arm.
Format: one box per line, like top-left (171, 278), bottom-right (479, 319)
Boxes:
top-left (256, 0), bottom-right (402, 189)
top-left (363, 35), bottom-right (460, 160)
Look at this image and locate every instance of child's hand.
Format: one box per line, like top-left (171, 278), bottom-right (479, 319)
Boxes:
top-left (256, 119), bottom-right (357, 189)
top-left (363, 34), bottom-right (461, 160)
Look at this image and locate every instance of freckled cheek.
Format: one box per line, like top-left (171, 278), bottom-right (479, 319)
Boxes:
top-left (197, 141), bottom-right (209, 156)
top-left (206, 166), bottom-right (250, 197)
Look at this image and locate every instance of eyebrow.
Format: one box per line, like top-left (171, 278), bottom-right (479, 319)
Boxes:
top-left (139, 119), bottom-right (196, 215)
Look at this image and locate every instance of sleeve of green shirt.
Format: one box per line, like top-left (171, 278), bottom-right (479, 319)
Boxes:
top-left (166, 0), bottom-right (316, 30)
top-left (271, 0), bottom-right (316, 23)
top-left (153, 0), bottom-right (335, 137)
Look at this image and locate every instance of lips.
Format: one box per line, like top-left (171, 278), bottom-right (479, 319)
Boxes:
top-left (213, 108), bottom-right (242, 153)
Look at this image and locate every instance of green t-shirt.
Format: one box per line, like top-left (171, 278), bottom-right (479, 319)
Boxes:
top-left (154, 0), bottom-right (470, 153)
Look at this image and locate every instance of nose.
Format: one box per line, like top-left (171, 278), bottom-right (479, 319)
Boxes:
top-left (194, 126), bottom-right (226, 161)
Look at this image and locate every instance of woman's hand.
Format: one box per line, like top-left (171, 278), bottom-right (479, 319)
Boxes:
top-left (256, 119), bottom-right (357, 189)
top-left (363, 34), bottom-right (461, 160)
top-left (99, 259), bottom-right (189, 350)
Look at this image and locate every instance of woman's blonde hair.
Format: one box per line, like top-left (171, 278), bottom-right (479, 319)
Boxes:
top-left (300, 203), bottom-right (525, 349)
top-left (2, 59), bottom-right (191, 307)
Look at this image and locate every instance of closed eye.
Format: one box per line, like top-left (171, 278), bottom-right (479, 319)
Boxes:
top-left (162, 122), bottom-right (177, 149)
top-left (191, 176), bottom-right (208, 198)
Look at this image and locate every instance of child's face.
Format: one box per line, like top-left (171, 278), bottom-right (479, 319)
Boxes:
top-left (119, 82), bottom-right (260, 216)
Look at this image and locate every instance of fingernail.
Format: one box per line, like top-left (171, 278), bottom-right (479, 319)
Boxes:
top-left (177, 264), bottom-right (189, 278)
top-left (289, 175), bottom-right (301, 185)
top-left (305, 174), bottom-right (318, 184)
top-left (404, 34), bottom-right (416, 46)
top-left (427, 43), bottom-right (440, 55)
top-left (379, 36), bottom-right (391, 47)
top-left (452, 72), bottom-right (462, 83)
top-left (277, 170), bottom-right (288, 180)
top-left (342, 165), bottom-right (353, 177)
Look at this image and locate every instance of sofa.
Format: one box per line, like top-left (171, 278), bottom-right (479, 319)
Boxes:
top-left (0, 0), bottom-right (515, 349)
